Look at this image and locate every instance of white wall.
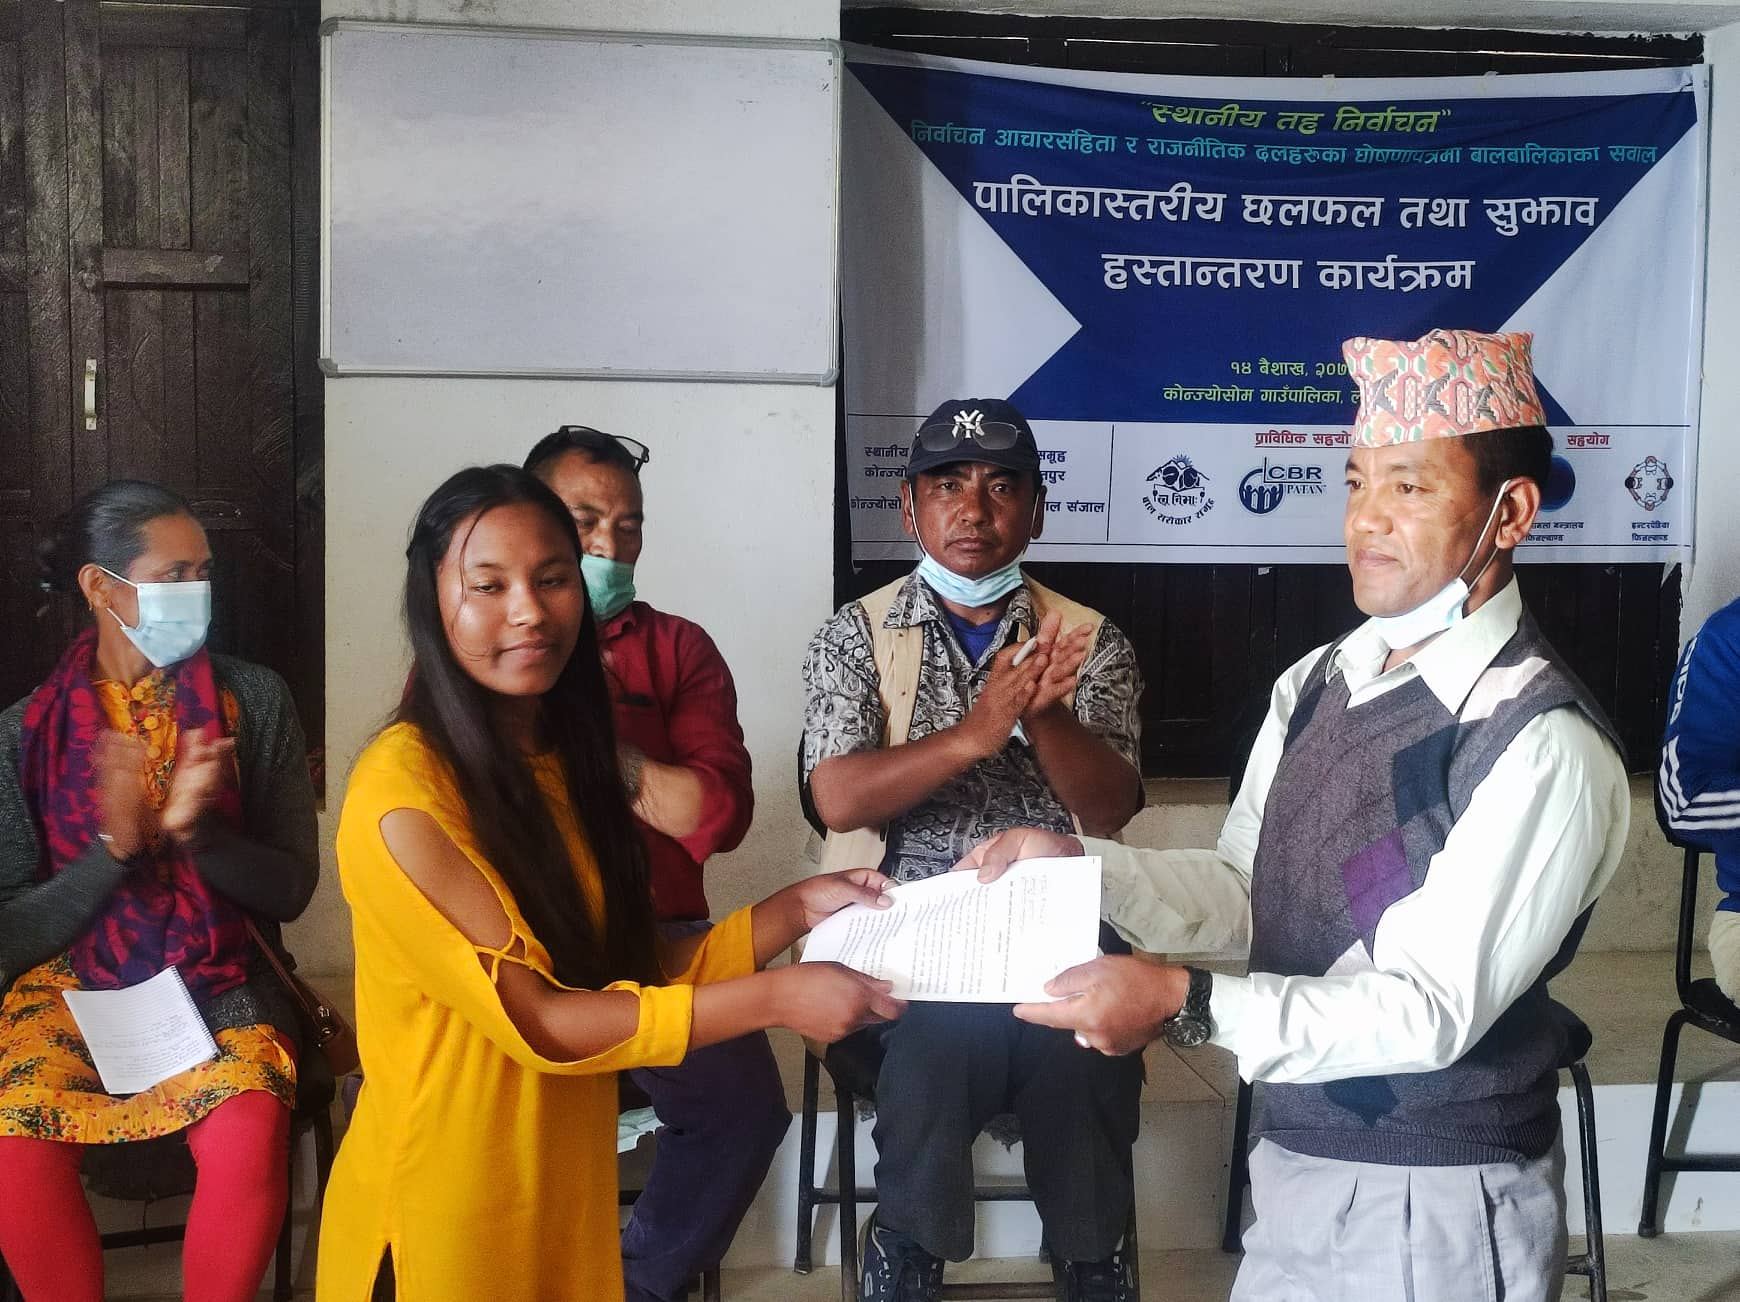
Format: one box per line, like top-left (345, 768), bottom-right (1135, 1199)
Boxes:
top-left (295, 0), bottom-right (841, 973)
top-left (1686, 21), bottom-right (1740, 633)
top-left (299, 0), bottom-right (1740, 976)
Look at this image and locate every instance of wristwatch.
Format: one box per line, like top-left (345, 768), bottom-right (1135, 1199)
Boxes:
top-left (1161, 966), bottom-right (1215, 1049)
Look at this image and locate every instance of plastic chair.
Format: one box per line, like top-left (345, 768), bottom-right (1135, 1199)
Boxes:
top-left (793, 1030), bottom-right (1140, 1302)
top-left (1638, 845), bottom-right (1740, 1237)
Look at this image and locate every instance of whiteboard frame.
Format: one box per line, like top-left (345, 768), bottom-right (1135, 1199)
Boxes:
top-left (319, 19), bottom-right (843, 385)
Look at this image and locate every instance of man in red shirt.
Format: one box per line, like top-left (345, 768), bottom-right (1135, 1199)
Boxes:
top-left (527, 426), bottom-right (786, 1302)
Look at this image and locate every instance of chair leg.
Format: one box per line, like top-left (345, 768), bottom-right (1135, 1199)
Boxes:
top-left (275, 1122), bottom-right (301, 1302)
top-left (1221, 1078), bottom-right (1254, 1254)
top-left (702, 1264), bottom-right (722, 1302)
top-left (1125, 1195), bottom-right (1141, 1302)
top-left (795, 1053), bottom-right (819, 1275)
top-left (837, 1086), bottom-right (858, 1302)
top-left (1571, 1061), bottom-right (1607, 1302)
top-left (314, 1107), bottom-right (336, 1199)
top-left (1638, 1010), bottom-right (1689, 1238)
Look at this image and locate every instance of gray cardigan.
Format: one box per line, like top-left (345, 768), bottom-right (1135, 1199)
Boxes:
top-left (0, 654), bottom-right (319, 1033)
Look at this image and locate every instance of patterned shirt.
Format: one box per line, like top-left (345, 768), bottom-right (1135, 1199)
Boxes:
top-left (801, 574), bottom-right (1143, 883)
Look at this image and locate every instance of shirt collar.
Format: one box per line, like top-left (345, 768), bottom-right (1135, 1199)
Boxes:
top-left (886, 571), bottom-right (1036, 636)
top-left (599, 601), bottom-right (645, 641)
top-left (1331, 577), bottom-right (1524, 712)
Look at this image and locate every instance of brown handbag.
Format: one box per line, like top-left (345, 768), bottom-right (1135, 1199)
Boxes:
top-left (245, 919), bottom-right (360, 1077)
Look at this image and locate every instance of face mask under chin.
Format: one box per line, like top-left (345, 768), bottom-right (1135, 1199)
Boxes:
top-left (1366, 479), bottom-right (1513, 651)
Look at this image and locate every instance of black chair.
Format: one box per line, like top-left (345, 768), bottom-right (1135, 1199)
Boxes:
top-left (1220, 1004), bottom-right (1607, 1302)
top-left (1638, 845), bottom-right (1740, 1237)
top-left (0, 1051), bottom-right (338, 1302)
top-left (618, 1076), bottom-right (723, 1302)
top-left (794, 1032), bottom-right (1140, 1302)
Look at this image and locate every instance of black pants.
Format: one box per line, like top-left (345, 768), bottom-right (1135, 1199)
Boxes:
top-left (857, 1001), bottom-right (1144, 1263)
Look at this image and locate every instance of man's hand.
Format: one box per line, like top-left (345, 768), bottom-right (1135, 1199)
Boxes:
top-left (784, 868), bottom-right (896, 933)
top-left (1012, 956), bottom-right (1189, 1056)
top-left (1022, 613), bottom-right (1094, 722)
top-left (958, 640), bottom-right (1046, 759)
top-left (954, 827), bottom-right (1084, 882)
top-left (159, 733), bottom-right (236, 846)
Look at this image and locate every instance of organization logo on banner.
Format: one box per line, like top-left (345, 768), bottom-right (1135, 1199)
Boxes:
top-left (1540, 456), bottom-right (1578, 513)
top-left (1144, 454), bottom-right (1215, 524)
top-left (1625, 455), bottom-right (1675, 512)
top-left (1238, 459), bottom-right (1327, 515)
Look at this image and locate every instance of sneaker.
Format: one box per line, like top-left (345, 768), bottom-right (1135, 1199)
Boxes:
top-left (858, 1211), bottom-right (944, 1302)
top-left (1052, 1245), bottom-right (1136, 1302)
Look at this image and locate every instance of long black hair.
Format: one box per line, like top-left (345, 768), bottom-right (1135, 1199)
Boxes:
top-left (394, 465), bottom-right (660, 990)
top-left (38, 480), bottom-right (193, 595)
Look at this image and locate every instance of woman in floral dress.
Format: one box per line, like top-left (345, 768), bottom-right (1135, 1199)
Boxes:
top-left (0, 480), bottom-right (318, 1302)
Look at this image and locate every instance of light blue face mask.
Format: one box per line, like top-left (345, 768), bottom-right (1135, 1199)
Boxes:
top-left (100, 568), bottom-right (212, 668)
top-left (1367, 479), bottom-right (1512, 650)
top-left (912, 495), bottom-right (1038, 609)
top-left (580, 554), bottom-right (637, 622)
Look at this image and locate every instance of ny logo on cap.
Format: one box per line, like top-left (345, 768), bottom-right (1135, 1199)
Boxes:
top-left (953, 409), bottom-right (986, 438)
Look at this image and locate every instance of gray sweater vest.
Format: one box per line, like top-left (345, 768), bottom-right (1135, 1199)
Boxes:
top-left (1249, 612), bottom-right (1621, 1167)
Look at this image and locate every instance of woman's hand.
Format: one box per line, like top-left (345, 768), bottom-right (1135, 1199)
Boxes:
top-left (953, 827), bottom-right (1084, 883)
top-left (752, 868), bottom-right (896, 967)
top-left (785, 868), bottom-right (895, 933)
top-left (159, 733), bottom-right (236, 845)
top-left (93, 732), bottom-right (152, 861)
top-left (768, 962), bottom-right (905, 1043)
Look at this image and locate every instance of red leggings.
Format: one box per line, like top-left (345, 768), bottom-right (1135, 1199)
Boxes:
top-left (0, 1090), bottom-right (289, 1302)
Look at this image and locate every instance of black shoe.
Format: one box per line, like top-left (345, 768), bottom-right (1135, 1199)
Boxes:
top-left (858, 1211), bottom-right (944, 1302)
top-left (1052, 1245), bottom-right (1136, 1302)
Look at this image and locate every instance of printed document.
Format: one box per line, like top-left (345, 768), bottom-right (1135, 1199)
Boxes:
top-left (62, 966), bottom-right (219, 1096)
top-left (802, 856), bottom-right (1102, 1002)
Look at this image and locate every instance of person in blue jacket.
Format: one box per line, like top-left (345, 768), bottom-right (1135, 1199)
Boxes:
top-left (1659, 595), bottom-right (1740, 1001)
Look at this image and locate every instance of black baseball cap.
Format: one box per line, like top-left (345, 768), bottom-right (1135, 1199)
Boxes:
top-left (906, 398), bottom-right (1042, 478)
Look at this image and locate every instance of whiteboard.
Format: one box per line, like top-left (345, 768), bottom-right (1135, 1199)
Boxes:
top-left (321, 22), bottom-right (840, 382)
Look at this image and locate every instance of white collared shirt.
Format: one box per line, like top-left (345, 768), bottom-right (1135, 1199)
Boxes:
top-left (1086, 578), bottom-right (1630, 1085)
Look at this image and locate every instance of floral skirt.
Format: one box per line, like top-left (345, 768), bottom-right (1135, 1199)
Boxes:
top-left (0, 955), bottom-right (296, 1144)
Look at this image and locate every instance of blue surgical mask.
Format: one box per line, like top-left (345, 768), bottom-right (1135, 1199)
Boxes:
top-left (100, 569), bottom-right (212, 668)
top-left (581, 554), bottom-right (636, 622)
top-left (916, 551), bottom-right (1024, 608)
top-left (1368, 479), bottom-right (1512, 651)
top-left (912, 494), bottom-right (1038, 609)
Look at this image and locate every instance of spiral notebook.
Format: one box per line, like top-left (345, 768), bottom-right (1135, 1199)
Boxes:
top-left (62, 966), bottom-right (219, 1096)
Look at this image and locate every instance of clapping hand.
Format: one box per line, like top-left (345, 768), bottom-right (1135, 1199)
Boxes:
top-left (159, 732), bottom-right (236, 845)
top-left (93, 732), bottom-right (152, 862)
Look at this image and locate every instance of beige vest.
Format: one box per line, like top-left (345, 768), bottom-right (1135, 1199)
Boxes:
top-left (813, 575), bottom-right (1105, 875)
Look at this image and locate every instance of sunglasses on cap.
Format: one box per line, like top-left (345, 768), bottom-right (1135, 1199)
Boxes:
top-left (551, 425), bottom-right (651, 471)
top-left (914, 409), bottom-right (1025, 454)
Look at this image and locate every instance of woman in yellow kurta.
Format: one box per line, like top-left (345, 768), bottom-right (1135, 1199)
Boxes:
top-left (318, 466), bottom-right (903, 1302)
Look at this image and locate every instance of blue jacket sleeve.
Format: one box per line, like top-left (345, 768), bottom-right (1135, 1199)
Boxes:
top-left (1659, 598), bottom-right (1740, 907)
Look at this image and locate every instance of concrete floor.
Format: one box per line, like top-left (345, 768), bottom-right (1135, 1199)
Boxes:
top-left (709, 1232), bottom-right (1740, 1302)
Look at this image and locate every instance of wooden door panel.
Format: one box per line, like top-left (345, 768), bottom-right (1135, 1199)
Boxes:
top-left (0, 0), bottom-right (74, 707)
top-left (71, 0), bottom-right (304, 721)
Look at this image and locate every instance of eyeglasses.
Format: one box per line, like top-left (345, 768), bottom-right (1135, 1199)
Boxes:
top-left (914, 410), bottom-right (1024, 455)
top-left (551, 425), bottom-right (650, 471)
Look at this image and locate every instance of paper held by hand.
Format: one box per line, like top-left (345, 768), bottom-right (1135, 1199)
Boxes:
top-left (801, 856), bottom-right (1102, 1002)
top-left (61, 966), bottom-right (219, 1096)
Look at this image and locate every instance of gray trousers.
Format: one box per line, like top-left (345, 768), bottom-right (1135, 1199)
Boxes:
top-left (1231, 1138), bottom-right (1568, 1302)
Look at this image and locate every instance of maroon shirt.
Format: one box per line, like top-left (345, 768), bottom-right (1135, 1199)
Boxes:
top-left (600, 602), bottom-right (753, 922)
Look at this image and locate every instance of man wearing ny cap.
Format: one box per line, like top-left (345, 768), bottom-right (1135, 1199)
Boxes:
top-left (802, 398), bottom-right (1146, 1301)
top-left (963, 332), bottom-right (1630, 1300)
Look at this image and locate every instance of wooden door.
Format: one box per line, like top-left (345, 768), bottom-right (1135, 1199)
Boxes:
top-left (0, 0), bottom-right (321, 758)
top-left (0, 0), bottom-right (76, 701)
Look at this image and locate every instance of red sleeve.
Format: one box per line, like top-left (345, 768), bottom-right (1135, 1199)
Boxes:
top-left (663, 621), bottom-right (755, 864)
